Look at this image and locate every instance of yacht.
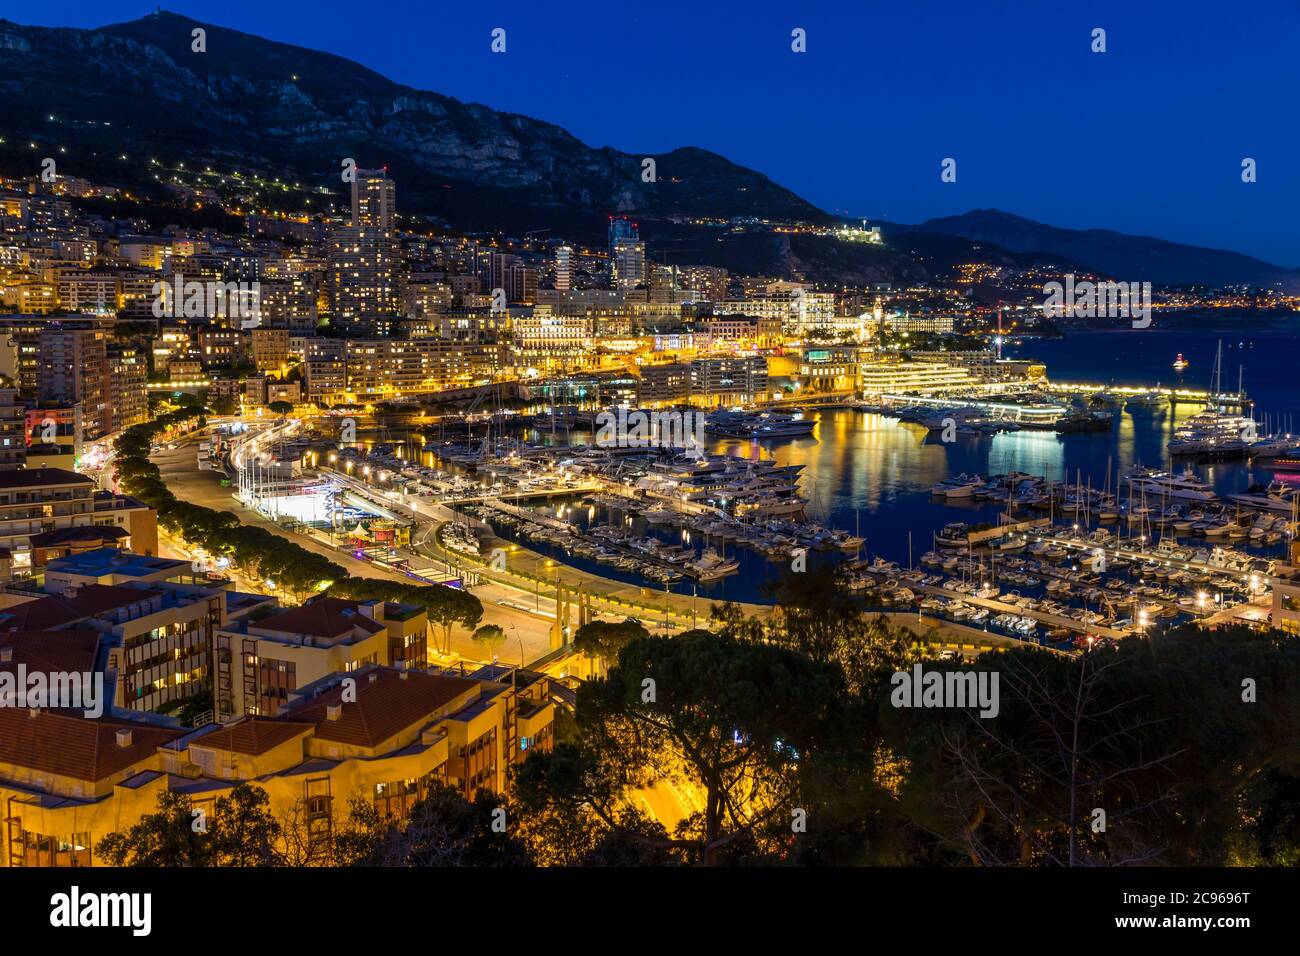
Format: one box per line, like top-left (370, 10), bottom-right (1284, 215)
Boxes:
top-left (1268, 455), bottom-right (1300, 473)
top-left (641, 504), bottom-right (677, 524)
top-left (1125, 390), bottom-right (1167, 410)
top-left (1168, 410), bottom-right (1256, 458)
top-left (935, 523), bottom-right (972, 547)
top-left (690, 548), bottom-right (741, 580)
top-left (1125, 467), bottom-right (1216, 502)
top-left (930, 475), bottom-right (983, 499)
top-left (705, 409), bottom-right (816, 440)
top-left (1227, 482), bottom-right (1300, 514)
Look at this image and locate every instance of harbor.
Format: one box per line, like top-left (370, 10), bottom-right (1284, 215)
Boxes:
top-left (214, 329), bottom-right (1300, 655)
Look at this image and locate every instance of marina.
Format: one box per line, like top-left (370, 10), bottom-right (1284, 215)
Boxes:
top-left (248, 328), bottom-right (1300, 651)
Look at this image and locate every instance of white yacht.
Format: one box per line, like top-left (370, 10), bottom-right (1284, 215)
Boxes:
top-left (930, 475), bottom-right (983, 498)
top-left (690, 548), bottom-right (740, 580)
top-left (1126, 467), bottom-right (1216, 502)
top-left (641, 504), bottom-right (677, 524)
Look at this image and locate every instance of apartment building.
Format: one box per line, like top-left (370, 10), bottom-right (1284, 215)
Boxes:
top-left (0, 389), bottom-right (25, 471)
top-left (212, 596), bottom-right (430, 720)
top-left (637, 362), bottom-right (693, 405)
top-left (690, 355), bottom-right (771, 406)
top-left (36, 327), bottom-right (107, 439)
top-left (0, 469), bottom-right (157, 580)
top-left (0, 662), bottom-right (554, 867)
top-left (1272, 579), bottom-right (1300, 637)
top-left (0, 571), bottom-right (269, 714)
top-left (56, 269), bottom-right (120, 315)
top-left (105, 345), bottom-right (149, 433)
top-left (251, 327), bottom-right (291, 373)
top-left (303, 338), bottom-right (347, 402)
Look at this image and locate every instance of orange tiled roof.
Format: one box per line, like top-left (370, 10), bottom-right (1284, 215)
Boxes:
top-left (286, 668), bottom-right (479, 748)
top-left (188, 718), bottom-right (314, 756)
top-left (255, 597), bottom-right (386, 639)
top-left (0, 708), bottom-right (183, 782)
top-left (0, 584), bottom-right (162, 630)
top-left (0, 628), bottom-right (102, 675)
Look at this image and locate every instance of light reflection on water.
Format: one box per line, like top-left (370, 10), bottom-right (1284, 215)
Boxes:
top-left (366, 406), bottom-right (1286, 604)
top-left (359, 327), bottom-right (1300, 603)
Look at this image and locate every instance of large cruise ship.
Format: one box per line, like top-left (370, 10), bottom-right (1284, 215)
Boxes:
top-left (1125, 466), bottom-right (1217, 502)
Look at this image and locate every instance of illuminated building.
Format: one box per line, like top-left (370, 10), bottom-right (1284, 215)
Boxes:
top-left (1273, 580), bottom-right (1300, 637)
top-left (213, 597), bottom-right (429, 719)
top-left (858, 360), bottom-right (977, 397)
top-left (0, 662), bottom-right (554, 867)
top-left (36, 327), bottom-right (106, 439)
top-left (105, 345), bottom-right (149, 433)
top-left (611, 238), bottom-right (646, 291)
top-left (252, 328), bottom-right (291, 373)
top-left (555, 244), bottom-right (573, 291)
top-left (328, 168), bottom-right (402, 327)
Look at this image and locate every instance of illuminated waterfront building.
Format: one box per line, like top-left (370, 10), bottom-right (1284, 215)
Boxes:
top-left (858, 359), bottom-right (977, 397)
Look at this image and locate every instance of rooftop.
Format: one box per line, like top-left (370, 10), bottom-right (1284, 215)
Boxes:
top-left (43, 546), bottom-right (179, 578)
top-left (29, 527), bottom-right (131, 549)
top-left (0, 627), bottom-right (102, 675)
top-left (252, 597), bottom-right (386, 642)
top-left (284, 667), bottom-right (480, 748)
top-left (189, 718), bottom-right (314, 756)
top-left (0, 468), bottom-right (92, 490)
top-left (0, 708), bottom-right (183, 782)
top-left (0, 584), bottom-right (165, 630)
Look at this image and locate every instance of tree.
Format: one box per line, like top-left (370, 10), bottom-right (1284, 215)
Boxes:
top-left (572, 617), bottom-right (648, 665)
top-left (268, 400), bottom-right (294, 419)
top-left (522, 629), bottom-right (843, 865)
top-left (326, 578), bottom-right (483, 655)
top-left (756, 565), bottom-right (930, 694)
top-left (96, 790), bottom-right (214, 866)
top-left (210, 394), bottom-right (239, 416)
top-left (472, 624), bottom-right (507, 659)
top-left (356, 786), bottom-right (532, 867)
top-left (97, 784), bottom-right (282, 866)
top-left (424, 586), bottom-right (485, 654)
top-left (208, 784), bottom-right (282, 866)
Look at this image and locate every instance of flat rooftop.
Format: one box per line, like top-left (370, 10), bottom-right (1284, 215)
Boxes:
top-left (45, 547), bottom-right (190, 580)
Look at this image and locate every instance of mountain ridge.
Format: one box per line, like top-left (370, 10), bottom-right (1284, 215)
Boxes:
top-left (885, 209), bottom-right (1299, 289)
top-left (0, 13), bottom-right (1294, 290)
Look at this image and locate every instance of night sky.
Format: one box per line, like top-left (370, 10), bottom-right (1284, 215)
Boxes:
top-left (13, 0), bottom-right (1300, 265)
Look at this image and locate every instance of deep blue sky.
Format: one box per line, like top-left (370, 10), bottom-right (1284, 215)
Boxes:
top-left (9, 0), bottom-right (1300, 265)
